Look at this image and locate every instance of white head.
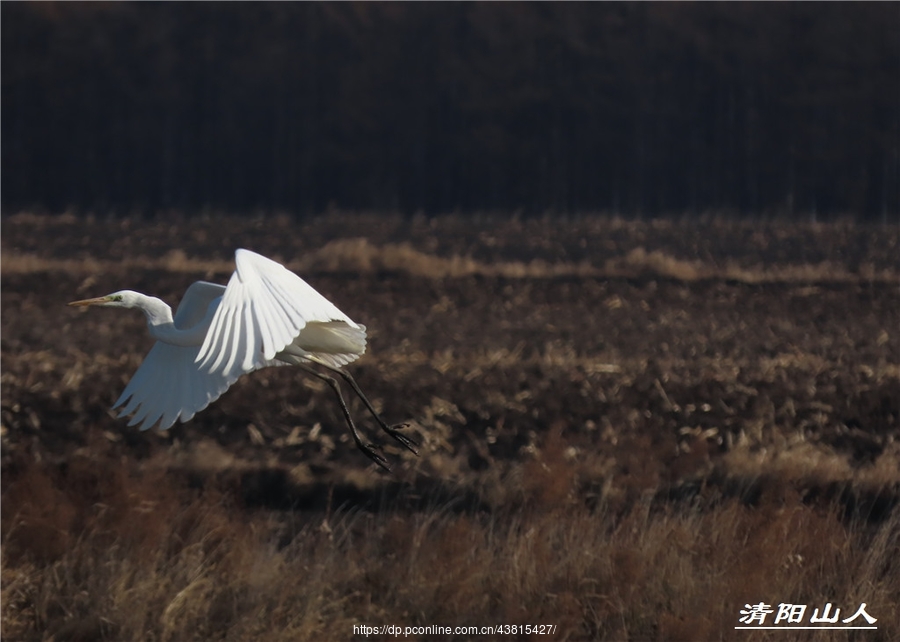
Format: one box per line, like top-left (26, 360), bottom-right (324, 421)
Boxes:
top-left (70, 289), bottom-right (179, 341)
top-left (68, 290), bottom-right (145, 309)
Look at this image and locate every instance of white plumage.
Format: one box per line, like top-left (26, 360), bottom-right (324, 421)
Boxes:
top-left (197, 249), bottom-right (363, 376)
top-left (69, 249), bottom-right (415, 469)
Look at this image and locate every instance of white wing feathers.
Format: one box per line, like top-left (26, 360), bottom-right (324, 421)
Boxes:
top-left (174, 281), bottom-right (226, 328)
top-left (112, 342), bottom-right (234, 430)
top-left (112, 278), bottom-right (241, 431)
top-left (113, 249), bottom-right (363, 431)
top-left (196, 249), bottom-right (359, 380)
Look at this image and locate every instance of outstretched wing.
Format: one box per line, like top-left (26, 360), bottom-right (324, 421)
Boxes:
top-left (112, 341), bottom-right (238, 430)
top-left (113, 278), bottom-right (289, 431)
top-left (196, 249), bottom-right (361, 380)
top-left (175, 281), bottom-right (226, 329)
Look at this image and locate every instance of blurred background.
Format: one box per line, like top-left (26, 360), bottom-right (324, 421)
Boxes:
top-left (4, 6), bottom-right (900, 639)
top-left (2, 2), bottom-right (898, 221)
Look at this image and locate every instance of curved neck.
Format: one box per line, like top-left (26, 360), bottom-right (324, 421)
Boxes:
top-left (134, 294), bottom-right (209, 347)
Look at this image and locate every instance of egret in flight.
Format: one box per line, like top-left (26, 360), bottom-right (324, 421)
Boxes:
top-left (68, 249), bottom-right (416, 470)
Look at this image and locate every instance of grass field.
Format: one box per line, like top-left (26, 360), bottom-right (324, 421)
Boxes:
top-left (2, 213), bottom-right (899, 641)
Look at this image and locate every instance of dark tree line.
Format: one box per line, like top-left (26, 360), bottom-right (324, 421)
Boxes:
top-left (2, 2), bottom-right (898, 220)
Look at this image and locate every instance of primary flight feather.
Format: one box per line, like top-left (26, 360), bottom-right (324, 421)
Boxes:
top-left (68, 249), bottom-right (416, 470)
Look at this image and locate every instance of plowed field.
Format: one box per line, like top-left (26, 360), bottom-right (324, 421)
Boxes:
top-left (2, 214), bottom-right (899, 641)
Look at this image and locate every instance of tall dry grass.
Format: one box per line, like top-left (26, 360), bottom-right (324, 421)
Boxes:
top-left (3, 214), bottom-right (898, 640)
top-left (3, 211), bottom-right (899, 285)
top-left (2, 439), bottom-right (898, 642)
top-left (4, 239), bottom-right (898, 284)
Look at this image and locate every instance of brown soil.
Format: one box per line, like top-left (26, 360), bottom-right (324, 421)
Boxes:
top-left (2, 214), bottom-right (899, 641)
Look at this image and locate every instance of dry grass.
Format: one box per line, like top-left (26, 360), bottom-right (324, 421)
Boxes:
top-left (2, 444), bottom-right (898, 642)
top-left (2, 213), bottom-right (898, 640)
top-left (4, 241), bottom-right (897, 284)
top-left (3, 212), bottom-right (898, 284)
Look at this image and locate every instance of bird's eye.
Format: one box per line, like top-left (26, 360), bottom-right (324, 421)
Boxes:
top-left (111, 295), bottom-right (123, 302)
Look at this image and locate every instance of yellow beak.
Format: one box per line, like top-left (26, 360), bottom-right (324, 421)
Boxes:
top-left (67, 296), bottom-right (110, 307)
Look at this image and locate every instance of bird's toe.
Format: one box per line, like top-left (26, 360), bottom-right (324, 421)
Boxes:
top-left (359, 442), bottom-right (391, 471)
top-left (386, 424), bottom-right (419, 455)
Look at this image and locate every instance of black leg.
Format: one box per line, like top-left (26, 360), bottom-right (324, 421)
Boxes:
top-left (298, 364), bottom-right (390, 471)
top-left (316, 362), bottom-right (419, 455)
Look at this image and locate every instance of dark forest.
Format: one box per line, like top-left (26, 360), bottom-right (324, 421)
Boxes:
top-left (2, 2), bottom-right (898, 220)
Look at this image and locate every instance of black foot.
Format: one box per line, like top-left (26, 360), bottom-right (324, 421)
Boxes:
top-left (384, 422), bottom-right (419, 456)
top-left (357, 442), bottom-right (391, 472)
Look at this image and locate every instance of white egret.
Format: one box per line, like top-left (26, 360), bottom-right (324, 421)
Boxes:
top-left (68, 248), bottom-right (416, 470)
